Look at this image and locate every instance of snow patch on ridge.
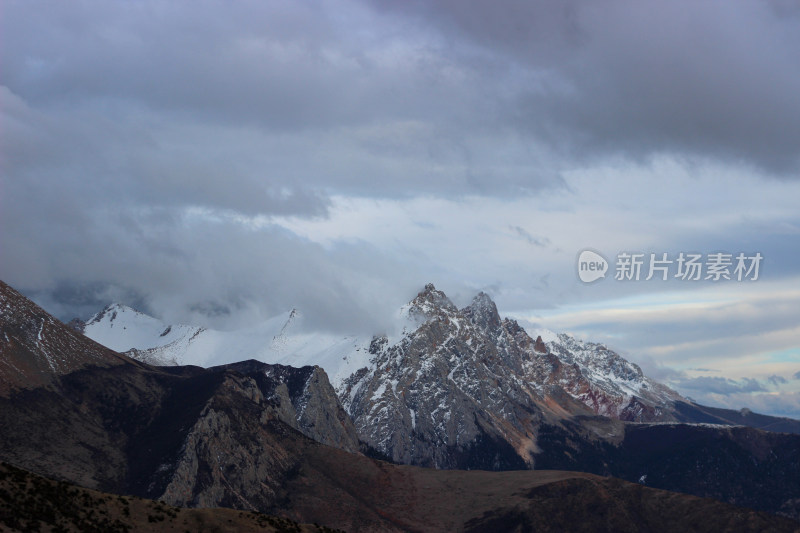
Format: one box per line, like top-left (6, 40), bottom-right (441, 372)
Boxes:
top-left (83, 303), bottom-right (375, 387)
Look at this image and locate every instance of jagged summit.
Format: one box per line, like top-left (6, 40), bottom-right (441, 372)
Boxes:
top-left (533, 335), bottom-right (547, 353)
top-left (462, 291), bottom-right (501, 333)
top-left (78, 282), bottom-right (686, 426)
top-left (87, 303), bottom-right (141, 325)
top-left (337, 283), bottom-right (706, 467)
top-left (78, 281), bottom-right (800, 469)
top-left (406, 283), bottom-right (459, 323)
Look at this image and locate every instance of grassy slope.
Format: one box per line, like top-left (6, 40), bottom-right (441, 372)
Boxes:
top-left (0, 461), bottom-right (340, 533)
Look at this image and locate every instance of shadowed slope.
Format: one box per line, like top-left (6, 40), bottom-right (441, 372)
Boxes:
top-left (0, 280), bottom-right (132, 396)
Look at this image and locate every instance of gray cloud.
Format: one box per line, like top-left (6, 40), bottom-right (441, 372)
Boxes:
top-left (634, 361), bottom-right (800, 419)
top-left (0, 0), bottom-right (562, 335)
top-left (769, 375), bottom-right (789, 386)
top-left (374, 0), bottom-right (800, 174)
top-left (2, 0), bottom-right (800, 366)
top-left (5, 201), bottom-right (424, 334)
top-left (794, 371), bottom-right (800, 380)
top-left (0, 87), bottom-right (331, 218)
top-left (8, 0), bottom-right (798, 226)
top-left (673, 376), bottom-right (767, 396)
top-left (4, 0), bottom-right (573, 202)
top-left (682, 391), bottom-right (800, 420)
top-left (3, 2), bottom-right (354, 129)
top-left (510, 226), bottom-right (550, 248)
top-left (629, 355), bottom-right (686, 383)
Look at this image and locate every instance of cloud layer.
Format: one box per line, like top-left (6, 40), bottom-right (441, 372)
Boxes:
top-left (2, 0), bottom-right (799, 416)
top-left (377, 0), bottom-right (800, 173)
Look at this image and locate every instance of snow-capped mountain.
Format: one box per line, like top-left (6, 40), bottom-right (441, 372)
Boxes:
top-left (83, 303), bottom-right (375, 386)
top-left (84, 285), bottom-right (682, 418)
top-left (5, 278), bottom-right (800, 521)
top-left (533, 331), bottom-right (684, 420)
top-left (339, 284), bottom-right (688, 466)
top-left (80, 283), bottom-right (697, 467)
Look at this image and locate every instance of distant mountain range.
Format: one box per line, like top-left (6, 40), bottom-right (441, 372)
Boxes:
top-left (80, 283), bottom-right (800, 442)
top-left (2, 279), bottom-right (800, 530)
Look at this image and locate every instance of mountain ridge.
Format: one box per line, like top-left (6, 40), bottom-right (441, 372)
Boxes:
top-left (81, 284), bottom-right (688, 415)
top-left (78, 283), bottom-right (800, 435)
top-left (0, 280), bottom-right (133, 396)
top-left (2, 279), bottom-right (800, 524)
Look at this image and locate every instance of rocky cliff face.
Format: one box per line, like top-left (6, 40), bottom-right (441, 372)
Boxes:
top-left (542, 333), bottom-right (684, 420)
top-left (342, 286), bottom-right (548, 468)
top-left (0, 357), bottom-right (362, 506)
top-left (339, 284), bottom-right (686, 468)
top-left (155, 371), bottom-right (303, 509)
top-left (216, 360), bottom-right (361, 454)
top-left (0, 282), bottom-right (361, 506)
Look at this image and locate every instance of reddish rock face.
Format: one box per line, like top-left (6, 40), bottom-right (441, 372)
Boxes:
top-left (533, 335), bottom-right (547, 353)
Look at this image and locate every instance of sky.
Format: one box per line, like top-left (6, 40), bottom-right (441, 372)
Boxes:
top-left (2, 0), bottom-right (799, 418)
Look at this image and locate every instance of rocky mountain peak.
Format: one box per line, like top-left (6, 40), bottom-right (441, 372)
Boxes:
top-left (216, 360), bottom-right (361, 453)
top-left (66, 318), bottom-right (85, 334)
top-left (462, 291), bottom-right (501, 332)
top-left (533, 335), bottom-right (547, 353)
top-left (84, 303), bottom-right (137, 328)
top-left (406, 283), bottom-right (459, 322)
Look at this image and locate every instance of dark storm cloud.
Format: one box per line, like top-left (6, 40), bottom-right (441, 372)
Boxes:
top-left (375, 0), bottom-right (800, 174)
top-left (1, 0), bottom-right (497, 140)
top-left (0, 86), bottom-right (330, 218)
top-left (1, 0), bottom-right (567, 214)
top-left (0, 0), bottom-right (560, 329)
top-left (2, 2), bottom-right (347, 128)
top-left (6, 0), bottom-right (798, 224)
top-left (3, 0), bottom-right (800, 332)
